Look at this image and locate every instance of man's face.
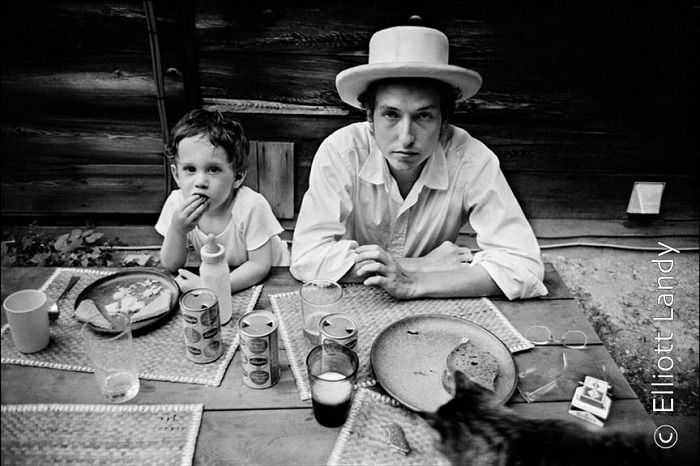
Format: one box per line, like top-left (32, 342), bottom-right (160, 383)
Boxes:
top-left (370, 81), bottom-right (445, 176)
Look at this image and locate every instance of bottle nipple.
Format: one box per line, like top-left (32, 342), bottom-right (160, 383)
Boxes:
top-left (205, 234), bottom-right (218, 254)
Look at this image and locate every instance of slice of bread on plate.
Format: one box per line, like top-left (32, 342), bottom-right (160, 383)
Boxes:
top-left (442, 340), bottom-right (499, 394)
top-left (74, 299), bottom-right (112, 329)
top-left (131, 289), bottom-right (172, 323)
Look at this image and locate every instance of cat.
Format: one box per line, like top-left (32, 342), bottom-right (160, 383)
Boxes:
top-left (420, 371), bottom-right (658, 466)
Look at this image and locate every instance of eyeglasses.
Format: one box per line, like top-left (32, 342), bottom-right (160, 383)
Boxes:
top-left (524, 326), bottom-right (588, 349)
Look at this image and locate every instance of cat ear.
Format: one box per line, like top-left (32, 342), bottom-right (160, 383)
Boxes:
top-left (453, 370), bottom-right (473, 390)
top-left (454, 371), bottom-right (491, 402)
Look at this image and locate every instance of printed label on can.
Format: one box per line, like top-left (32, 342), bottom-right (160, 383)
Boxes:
top-left (238, 310), bottom-right (280, 389)
top-left (249, 370), bottom-right (270, 385)
top-left (203, 328), bottom-right (220, 339)
top-left (180, 288), bottom-right (223, 364)
top-left (249, 338), bottom-right (268, 354)
top-left (249, 357), bottom-right (268, 366)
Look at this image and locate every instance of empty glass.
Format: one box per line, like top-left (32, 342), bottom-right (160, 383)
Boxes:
top-left (82, 314), bottom-right (140, 403)
top-left (517, 353), bottom-right (568, 402)
top-left (300, 279), bottom-right (343, 345)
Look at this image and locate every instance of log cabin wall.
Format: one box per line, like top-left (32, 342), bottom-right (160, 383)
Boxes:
top-left (2, 1), bottom-right (698, 236)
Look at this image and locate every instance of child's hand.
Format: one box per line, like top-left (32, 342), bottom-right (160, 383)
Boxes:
top-left (175, 269), bottom-right (202, 293)
top-left (171, 195), bottom-right (208, 234)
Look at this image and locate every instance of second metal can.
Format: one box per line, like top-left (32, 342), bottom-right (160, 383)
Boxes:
top-left (319, 313), bottom-right (358, 349)
top-left (238, 310), bottom-right (280, 388)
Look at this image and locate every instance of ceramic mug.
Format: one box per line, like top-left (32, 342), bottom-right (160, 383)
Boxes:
top-left (3, 289), bottom-right (50, 353)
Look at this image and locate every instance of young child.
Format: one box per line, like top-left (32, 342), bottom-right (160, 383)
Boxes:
top-left (155, 109), bottom-right (290, 292)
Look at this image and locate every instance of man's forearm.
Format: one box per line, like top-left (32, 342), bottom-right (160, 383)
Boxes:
top-left (410, 264), bottom-right (502, 299)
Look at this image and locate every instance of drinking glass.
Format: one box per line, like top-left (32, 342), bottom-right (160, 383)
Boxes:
top-left (300, 279), bottom-right (343, 345)
top-left (82, 314), bottom-right (140, 403)
top-left (306, 342), bottom-right (358, 427)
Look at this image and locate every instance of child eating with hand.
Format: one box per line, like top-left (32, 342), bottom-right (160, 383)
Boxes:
top-left (156, 109), bottom-right (290, 292)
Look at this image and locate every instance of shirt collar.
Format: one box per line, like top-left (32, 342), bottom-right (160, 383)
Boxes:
top-left (420, 142), bottom-right (448, 190)
top-left (358, 142), bottom-right (386, 185)
top-left (358, 130), bottom-right (450, 190)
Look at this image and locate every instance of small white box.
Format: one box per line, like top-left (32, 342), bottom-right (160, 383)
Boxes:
top-left (569, 376), bottom-right (612, 427)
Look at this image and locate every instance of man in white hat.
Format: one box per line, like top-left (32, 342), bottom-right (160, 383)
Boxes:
top-left (290, 26), bottom-right (547, 300)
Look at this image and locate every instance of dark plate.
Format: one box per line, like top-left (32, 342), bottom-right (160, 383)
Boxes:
top-left (370, 314), bottom-right (517, 412)
top-left (74, 270), bottom-right (180, 334)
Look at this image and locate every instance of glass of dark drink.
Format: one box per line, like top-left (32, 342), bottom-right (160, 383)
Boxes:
top-left (306, 341), bottom-right (359, 427)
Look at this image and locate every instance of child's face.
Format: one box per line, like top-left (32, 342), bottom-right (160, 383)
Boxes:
top-left (171, 135), bottom-right (238, 212)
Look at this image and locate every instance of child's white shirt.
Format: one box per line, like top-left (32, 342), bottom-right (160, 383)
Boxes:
top-left (155, 186), bottom-right (290, 266)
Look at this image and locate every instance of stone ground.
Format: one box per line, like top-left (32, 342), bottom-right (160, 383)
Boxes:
top-left (543, 247), bottom-right (698, 416)
top-left (544, 246), bottom-right (698, 462)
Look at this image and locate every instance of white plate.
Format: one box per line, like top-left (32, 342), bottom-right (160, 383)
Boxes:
top-left (370, 314), bottom-right (517, 412)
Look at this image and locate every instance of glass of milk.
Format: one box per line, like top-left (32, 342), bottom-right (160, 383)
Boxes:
top-left (306, 341), bottom-right (358, 427)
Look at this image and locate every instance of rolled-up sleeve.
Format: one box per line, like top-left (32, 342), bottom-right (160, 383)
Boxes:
top-left (290, 140), bottom-right (358, 282)
top-left (465, 149), bottom-right (548, 300)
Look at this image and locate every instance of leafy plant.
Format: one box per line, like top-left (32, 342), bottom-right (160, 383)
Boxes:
top-left (0, 228), bottom-right (155, 267)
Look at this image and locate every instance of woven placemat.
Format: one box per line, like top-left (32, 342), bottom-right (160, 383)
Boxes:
top-left (270, 284), bottom-right (533, 400)
top-left (1, 268), bottom-right (262, 386)
top-left (1, 403), bottom-right (203, 466)
top-left (327, 388), bottom-right (449, 466)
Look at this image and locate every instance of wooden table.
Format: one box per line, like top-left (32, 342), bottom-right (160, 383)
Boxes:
top-left (1, 265), bottom-right (655, 464)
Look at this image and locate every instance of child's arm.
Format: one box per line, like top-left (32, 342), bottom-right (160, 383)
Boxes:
top-left (228, 239), bottom-right (273, 292)
top-left (160, 226), bottom-right (189, 272)
top-left (160, 195), bottom-right (208, 272)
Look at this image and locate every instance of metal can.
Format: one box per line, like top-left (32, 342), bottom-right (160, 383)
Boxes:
top-left (320, 313), bottom-right (358, 349)
top-left (238, 310), bottom-right (280, 389)
top-left (180, 288), bottom-right (223, 364)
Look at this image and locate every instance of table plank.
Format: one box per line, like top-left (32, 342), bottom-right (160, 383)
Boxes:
top-left (495, 299), bottom-right (601, 344)
top-left (257, 263), bottom-right (573, 303)
top-left (195, 409), bottom-right (338, 466)
top-left (513, 345), bottom-right (638, 401)
top-left (2, 344), bottom-right (636, 408)
top-left (539, 262), bottom-right (574, 300)
top-left (512, 399), bottom-right (655, 433)
top-left (0, 262), bottom-right (571, 319)
top-left (192, 400), bottom-right (654, 466)
top-left (1, 349), bottom-right (308, 410)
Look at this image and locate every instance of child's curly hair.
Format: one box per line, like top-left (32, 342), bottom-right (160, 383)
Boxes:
top-left (166, 109), bottom-right (249, 175)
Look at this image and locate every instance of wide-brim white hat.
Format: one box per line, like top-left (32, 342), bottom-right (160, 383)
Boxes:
top-left (336, 26), bottom-right (482, 109)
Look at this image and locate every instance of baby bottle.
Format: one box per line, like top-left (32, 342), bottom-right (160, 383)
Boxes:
top-left (200, 234), bottom-right (233, 325)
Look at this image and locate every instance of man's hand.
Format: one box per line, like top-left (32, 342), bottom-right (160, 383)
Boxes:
top-left (170, 195), bottom-right (209, 234)
top-left (174, 268), bottom-right (202, 293)
top-left (353, 245), bottom-right (418, 299)
top-left (400, 241), bottom-right (473, 273)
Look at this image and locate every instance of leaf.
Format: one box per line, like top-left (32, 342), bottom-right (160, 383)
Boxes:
top-left (85, 232), bottom-right (104, 244)
top-left (54, 233), bottom-right (70, 252)
top-left (1, 243), bottom-right (16, 266)
top-left (123, 253), bottom-right (151, 267)
top-left (21, 237), bottom-right (34, 250)
top-left (68, 229), bottom-right (82, 243)
top-left (29, 252), bottom-right (50, 265)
